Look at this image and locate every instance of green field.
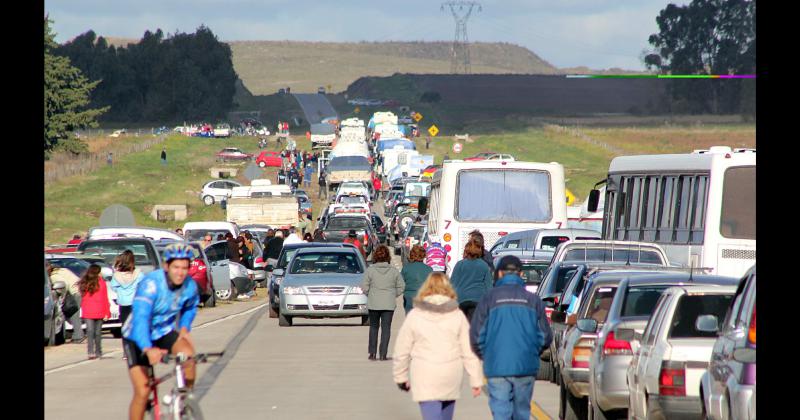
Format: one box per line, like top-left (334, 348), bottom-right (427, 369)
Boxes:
top-left (44, 124), bottom-right (755, 245)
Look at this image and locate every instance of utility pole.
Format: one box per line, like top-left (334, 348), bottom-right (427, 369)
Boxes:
top-left (441, 1), bottom-right (481, 74)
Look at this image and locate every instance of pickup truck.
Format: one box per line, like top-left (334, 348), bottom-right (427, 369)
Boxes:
top-left (325, 156), bottom-right (372, 191)
top-left (226, 195), bottom-right (299, 228)
top-left (310, 123), bottom-right (336, 149)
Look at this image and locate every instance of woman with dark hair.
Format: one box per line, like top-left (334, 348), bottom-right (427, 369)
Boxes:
top-left (361, 245), bottom-right (405, 361)
top-left (468, 230), bottom-right (494, 272)
top-left (78, 265), bottom-right (110, 359)
top-left (400, 245), bottom-right (432, 314)
top-left (449, 238), bottom-right (493, 322)
top-left (110, 250), bottom-right (143, 346)
top-left (303, 232), bottom-right (313, 242)
top-left (312, 228), bottom-right (325, 242)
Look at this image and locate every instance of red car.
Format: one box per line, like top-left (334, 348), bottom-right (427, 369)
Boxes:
top-left (216, 147), bottom-right (253, 162)
top-left (464, 152), bottom-right (496, 162)
top-left (256, 151), bottom-right (283, 168)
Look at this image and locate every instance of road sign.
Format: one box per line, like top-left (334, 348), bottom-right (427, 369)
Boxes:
top-left (244, 162), bottom-right (262, 181)
top-left (428, 125), bottom-right (439, 137)
top-left (354, 107), bottom-right (360, 114)
top-left (565, 189), bottom-right (576, 206)
top-left (453, 142), bottom-right (463, 153)
top-left (413, 112), bottom-right (423, 122)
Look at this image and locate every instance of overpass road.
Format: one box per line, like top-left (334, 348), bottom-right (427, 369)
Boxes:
top-left (293, 93), bottom-right (339, 125)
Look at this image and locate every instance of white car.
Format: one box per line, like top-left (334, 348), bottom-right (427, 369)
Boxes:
top-left (335, 182), bottom-right (371, 201)
top-left (214, 124), bottom-right (231, 138)
top-left (627, 284), bottom-right (737, 420)
top-left (200, 180), bottom-right (242, 206)
top-left (486, 153), bottom-right (515, 161)
top-left (183, 221), bottom-right (240, 242)
top-left (109, 129), bottom-right (126, 138)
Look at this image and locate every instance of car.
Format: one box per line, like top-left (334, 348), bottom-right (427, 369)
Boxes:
top-left (296, 194), bottom-right (313, 215)
top-left (489, 228), bottom-right (602, 257)
top-left (552, 240), bottom-right (670, 266)
top-left (463, 151), bottom-right (497, 162)
top-left (255, 151), bottom-right (283, 168)
top-left (151, 241), bottom-right (217, 307)
top-left (398, 221), bottom-right (427, 263)
top-left (214, 123), bottom-right (231, 138)
top-left (485, 153), bottom-right (515, 161)
top-left (216, 147), bottom-right (253, 162)
top-left (88, 226), bottom-right (184, 241)
top-left (383, 190), bottom-right (403, 217)
top-left (584, 273), bottom-right (738, 420)
top-left (203, 240), bottom-right (254, 301)
top-left (277, 247), bottom-right (368, 327)
top-left (336, 182), bottom-right (372, 201)
top-left (626, 283), bottom-right (737, 420)
top-left (491, 249), bottom-right (554, 294)
top-left (200, 180), bottom-right (242, 206)
top-left (44, 266), bottom-right (65, 346)
top-left (267, 243), bottom-right (357, 318)
top-left (699, 266), bottom-right (756, 420)
top-left (334, 194), bottom-right (369, 207)
top-left (317, 87), bottom-right (326, 94)
top-left (77, 238), bottom-right (161, 274)
top-left (183, 221), bottom-right (240, 242)
top-left (109, 129), bottom-right (126, 138)
top-left (319, 214), bottom-right (379, 256)
top-left (240, 224), bottom-right (273, 245)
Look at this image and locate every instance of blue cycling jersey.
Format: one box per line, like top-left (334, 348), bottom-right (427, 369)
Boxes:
top-left (122, 269), bottom-right (199, 350)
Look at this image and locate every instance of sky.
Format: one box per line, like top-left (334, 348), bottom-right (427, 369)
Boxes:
top-left (45, 0), bottom-right (688, 70)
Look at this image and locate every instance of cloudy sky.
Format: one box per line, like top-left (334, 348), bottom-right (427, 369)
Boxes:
top-left (45, 0), bottom-right (686, 70)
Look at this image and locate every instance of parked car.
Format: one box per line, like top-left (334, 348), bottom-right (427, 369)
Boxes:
top-left (552, 240), bottom-right (670, 266)
top-left (398, 221), bottom-right (427, 263)
top-left (319, 214), bottom-right (379, 257)
top-left (216, 147), bottom-right (253, 162)
top-left (77, 238), bottom-right (160, 274)
top-left (44, 266), bottom-right (65, 346)
top-left (626, 282), bottom-right (737, 420)
top-left (200, 180), bottom-right (242, 206)
top-left (183, 221), bottom-right (240, 242)
top-left (88, 226), bottom-right (184, 241)
top-left (463, 151), bottom-right (497, 162)
top-left (699, 266), bottom-right (756, 420)
top-left (151, 241), bottom-right (217, 307)
top-left (582, 273), bottom-right (738, 420)
top-left (109, 129), bottom-right (126, 138)
top-left (214, 123), bottom-right (231, 138)
top-left (277, 247), bottom-right (368, 327)
top-left (490, 228), bottom-right (601, 257)
top-left (317, 86), bottom-right (326, 94)
top-left (203, 240), bottom-right (254, 300)
top-left (485, 153), bottom-right (516, 161)
top-left (256, 151), bottom-right (283, 168)
top-left (240, 224), bottom-right (273, 245)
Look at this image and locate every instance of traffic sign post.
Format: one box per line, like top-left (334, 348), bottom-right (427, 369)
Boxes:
top-left (453, 142), bottom-right (462, 153)
top-left (413, 112), bottom-right (423, 122)
top-left (428, 125), bottom-right (439, 137)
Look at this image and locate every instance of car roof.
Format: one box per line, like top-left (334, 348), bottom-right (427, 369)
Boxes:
top-left (620, 272), bottom-right (740, 287)
top-left (294, 246), bottom-right (359, 255)
top-left (282, 242), bottom-right (356, 250)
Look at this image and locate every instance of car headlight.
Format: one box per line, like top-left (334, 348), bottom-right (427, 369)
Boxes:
top-left (350, 286), bottom-right (365, 294)
top-left (283, 286), bottom-right (304, 295)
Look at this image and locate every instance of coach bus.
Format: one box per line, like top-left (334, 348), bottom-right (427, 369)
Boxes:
top-left (587, 146), bottom-right (755, 278)
top-left (427, 159), bottom-right (567, 273)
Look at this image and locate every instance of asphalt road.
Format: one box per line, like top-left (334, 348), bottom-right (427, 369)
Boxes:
top-left (292, 93), bottom-right (339, 124)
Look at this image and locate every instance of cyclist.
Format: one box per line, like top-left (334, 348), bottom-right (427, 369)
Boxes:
top-left (122, 243), bottom-right (200, 420)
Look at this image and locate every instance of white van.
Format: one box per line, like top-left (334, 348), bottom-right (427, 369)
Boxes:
top-left (183, 222), bottom-right (240, 242)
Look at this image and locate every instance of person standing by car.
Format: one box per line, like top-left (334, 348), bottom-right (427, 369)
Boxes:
top-left (468, 230), bottom-right (494, 273)
top-left (400, 245), bottom-right (432, 314)
top-left (393, 272), bottom-right (484, 420)
top-left (318, 171), bottom-right (328, 199)
top-left (67, 234), bottom-right (83, 246)
top-left (344, 230), bottom-right (367, 260)
top-left (47, 262), bottom-right (85, 343)
top-left (362, 245), bottom-right (404, 361)
top-left (372, 175), bottom-right (382, 201)
top-left (304, 164), bottom-right (313, 187)
top-left (470, 255), bottom-right (553, 420)
top-left (225, 233), bottom-right (242, 264)
top-left (263, 230), bottom-right (284, 268)
top-left (237, 236), bottom-right (252, 269)
top-left (449, 238), bottom-right (493, 322)
top-left (78, 265), bottom-right (111, 360)
top-left (111, 251), bottom-right (143, 347)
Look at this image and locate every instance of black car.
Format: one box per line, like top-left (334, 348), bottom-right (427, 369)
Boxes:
top-left (77, 238), bottom-right (161, 274)
top-left (319, 215), bottom-right (379, 256)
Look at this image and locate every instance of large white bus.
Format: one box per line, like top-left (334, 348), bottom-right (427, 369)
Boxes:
top-left (427, 160), bottom-right (567, 273)
top-left (587, 146), bottom-right (755, 278)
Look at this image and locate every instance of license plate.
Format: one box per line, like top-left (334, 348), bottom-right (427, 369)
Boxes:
top-left (318, 300), bottom-right (336, 306)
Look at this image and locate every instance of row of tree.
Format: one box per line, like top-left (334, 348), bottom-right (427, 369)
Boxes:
top-left (645, 0), bottom-right (756, 115)
top-left (53, 25), bottom-right (238, 124)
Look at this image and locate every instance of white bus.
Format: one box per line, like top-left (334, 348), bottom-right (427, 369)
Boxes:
top-left (427, 160), bottom-right (567, 273)
top-left (588, 146), bottom-right (755, 278)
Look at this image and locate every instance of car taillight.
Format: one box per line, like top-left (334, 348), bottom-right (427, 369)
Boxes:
top-left (748, 305), bottom-right (756, 346)
top-left (602, 331), bottom-right (632, 356)
top-left (544, 307), bottom-right (554, 321)
top-left (255, 257), bottom-right (263, 264)
top-left (571, 338), bottom-right (594, 368)
top-left (659, 361), bottom-right (686, 396)
top-left (554, 295), bottom-right (560, 306)
top-left (405, 238), bottom-right (411, 248)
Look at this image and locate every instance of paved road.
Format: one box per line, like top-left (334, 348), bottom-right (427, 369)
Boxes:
top-left (293, 93), bottom-right (338, 124)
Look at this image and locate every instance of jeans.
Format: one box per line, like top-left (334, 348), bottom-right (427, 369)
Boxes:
top-left (84, 318), bottom-right (104, 356)
top-left (304, 179), bottom-right (311, 187)
top-left (459, 301), bottom-right (478, 323)
top-left (368, 310), bottom-right (394, 357)
top-left (69, 293), bottom-right (84, 341)
top-left (486, 376), bottom-right (535, 420)
top-left (419, 400), bottom-right (455, 420)
top-left (161, 158), bottom-right (167, 165)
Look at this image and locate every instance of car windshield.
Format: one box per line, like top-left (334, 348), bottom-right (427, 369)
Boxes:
top-left (563, 248), bottom-right (663, 264)
top-left (186, 229), bottom-right (230, 241)
top-left (79, 241), bottom-right (153, 266)
top-left (326, 217), bottom-right (370, 230)
top-left (289, 252), bottom-right (363, 274)
top-left (519, 262), bottom-right (549, 285)
top-left (408, 225), bottom-right (426, 240)
top-left (669, 294), bottom-right (734, 338)
top-left (278, 249), bottom-right (299, 269)
top-left (47, 258), bottom-right (91, 277)
top-left (338, 196), bottom-right (366, 205)
top-left (621, 285), bottom-right (670, 317)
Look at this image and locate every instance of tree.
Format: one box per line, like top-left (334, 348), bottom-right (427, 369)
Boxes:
top-left (645, 0), bottom-right (755, 114)
top-left (44, 17), bottom-right (107, 155)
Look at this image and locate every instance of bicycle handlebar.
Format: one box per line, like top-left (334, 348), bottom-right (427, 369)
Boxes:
top-left (161, 351), bottom-right (225, 364)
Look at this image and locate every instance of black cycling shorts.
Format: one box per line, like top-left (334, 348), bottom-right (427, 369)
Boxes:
top-left (122, 330), bottom-right (180, 369)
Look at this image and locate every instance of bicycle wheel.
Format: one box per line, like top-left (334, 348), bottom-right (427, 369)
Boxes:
top-left (180, 396), bottom-right (204, 420)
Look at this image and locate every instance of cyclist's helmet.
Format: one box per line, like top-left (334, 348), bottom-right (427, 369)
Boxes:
top-left (162, 243), bottom-right (196, 263)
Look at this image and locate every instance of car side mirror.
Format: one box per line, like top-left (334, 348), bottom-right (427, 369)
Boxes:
top-left (550, 311), bottom-right (567, 323)
top-left (587, 189), bottom-right (601, 213)
top-left (695, 314), bottom-right (719, 333)
top-left (577, 318), bottom-right (598, 333)
top-left (417, 197), bottom-right (428, 215)
top-left (732, 347), bottom-right (756, 363)
top-left (615, 328), bottom-right (636, 342)
top-left (272, 269), bottom-right (285, 277)
top-left (52, 281), bottom-right (66, 291)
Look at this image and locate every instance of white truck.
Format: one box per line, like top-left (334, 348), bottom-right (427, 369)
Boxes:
top-left (310, 123), bottom-right (336, 149)
top-left (226, 184), bottom-right (298, 228)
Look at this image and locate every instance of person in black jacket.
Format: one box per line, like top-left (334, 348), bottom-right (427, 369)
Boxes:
top-left (263, 230), bottom-right (285, 267)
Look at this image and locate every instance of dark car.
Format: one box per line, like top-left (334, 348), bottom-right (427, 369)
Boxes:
top-left (77, 238), bottom-right (161, 274)
top-left (398, 222), bottom-right (427, 263)
top-left (319, 215), bottom-right (379, 256)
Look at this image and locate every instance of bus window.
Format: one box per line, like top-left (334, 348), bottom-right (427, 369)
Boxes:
top-left (720, 167), bottom-right (755, 240)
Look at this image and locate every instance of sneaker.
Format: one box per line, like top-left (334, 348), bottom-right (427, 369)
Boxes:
top-left (237, 294), bottom-right (251, 300)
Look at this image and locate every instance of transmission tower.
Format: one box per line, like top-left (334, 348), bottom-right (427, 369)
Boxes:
top-left (441, 1), bottom-right (481, 74)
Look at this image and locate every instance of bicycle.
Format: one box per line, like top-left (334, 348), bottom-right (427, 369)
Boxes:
top-left (145, 351), bottom-right (224, 420)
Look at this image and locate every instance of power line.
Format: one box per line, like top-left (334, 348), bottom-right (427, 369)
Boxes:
top-left (441, 1), bottom-right (481, 74)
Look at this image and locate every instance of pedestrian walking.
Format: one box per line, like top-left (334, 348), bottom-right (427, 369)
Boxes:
top-left (304, 165), bottom-right (313, 187)
top-left (47, 262), bottom-right (85, 343)
top-left (361, 245), bottom-right (404, 361)
top-left (393, 272), bottom-right (484, 420)
top-left (78, 265), bottom-right (111, 359)
top-left (343, 230), bottom-right (367, 260)
top-left (110, 251), bottom-right (143, 349)
top-left (161, 148), bottom-right (167, 165)
top-left (470, 255), bottom-right (553, 420)
top-left (372, 175), bottom-right (382, 201)
top-left (468, 230), bottom-right (494, 273)
top-left (449, 238), bottom-right (492, 322)
top-left (107, 152), bottom-right (113, 167)
top-left (400, 245), bottom-right (432, 314)
top-left (318, 171), bottom-right (328, 199)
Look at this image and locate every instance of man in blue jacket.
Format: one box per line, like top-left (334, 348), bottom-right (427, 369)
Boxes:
top-left (470, 255), bottom-right (553, 420)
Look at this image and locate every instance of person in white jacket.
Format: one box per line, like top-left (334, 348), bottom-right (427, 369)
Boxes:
top-left (393, 272), bottom-right (484, 420)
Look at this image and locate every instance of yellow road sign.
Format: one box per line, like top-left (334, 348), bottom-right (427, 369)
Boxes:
top-left (428, 125), bottom-right (439, 137)
top-left (413, 112), bottom-right (423, 122)
top-left (565, 189), bottom-right (576, 206)
top-left (354, 107), bottom-right (360, 114)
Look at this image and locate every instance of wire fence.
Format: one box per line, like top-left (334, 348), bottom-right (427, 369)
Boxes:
top-left (45, 135), bottom-right (166, 185)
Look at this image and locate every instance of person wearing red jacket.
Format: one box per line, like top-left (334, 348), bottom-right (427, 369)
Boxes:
top-left (188, 257), bottom-right (208, 296)
top-left (78, 265), bottom-right (111, 360)
top-left (372, 176), bottom-right (382, 200)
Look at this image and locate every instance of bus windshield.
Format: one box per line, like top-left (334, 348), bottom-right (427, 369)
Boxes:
top-left (456, 169), bottom-right (552, 222)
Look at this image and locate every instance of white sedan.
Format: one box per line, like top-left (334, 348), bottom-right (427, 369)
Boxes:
top-left (200, 180), bottom-right (242, 206)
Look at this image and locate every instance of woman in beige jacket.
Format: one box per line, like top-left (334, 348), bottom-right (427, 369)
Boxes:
top-left (392, 272), bottom-right (484, 420)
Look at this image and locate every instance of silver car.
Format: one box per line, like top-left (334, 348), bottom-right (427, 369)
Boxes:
top-left (278, 247), bottom-right (368, 327)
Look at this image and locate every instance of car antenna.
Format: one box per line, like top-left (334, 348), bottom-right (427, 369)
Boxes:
top-left (625, 243), bottom-right (632, 266)
top-left (688, 257), bottom-right (694, 282)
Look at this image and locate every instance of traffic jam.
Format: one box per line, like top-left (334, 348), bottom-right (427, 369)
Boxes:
top-left (45, 108), bottom-right (755, 420)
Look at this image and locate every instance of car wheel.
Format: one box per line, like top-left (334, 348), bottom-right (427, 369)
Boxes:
top-left (278, 313), bottom-right (293, 327)
top-left (565, 389), bottom-right (586, 420)
top-left (111, 327), bottom-right (123, 338)
top-left (215, 287), bottom-right (232, 301)
top-left (258, 161), bottom-right (266, 168)
top-left (204, 291), bottom-right (216, 308)
top-left (537, 358), bottom-right (553, 381)
top-left (203, 195), bottom-right (215, 206)
top-left (269, 305), bottom-right (279, 319)
top-left (361, 316), bottom-right (370, 326)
